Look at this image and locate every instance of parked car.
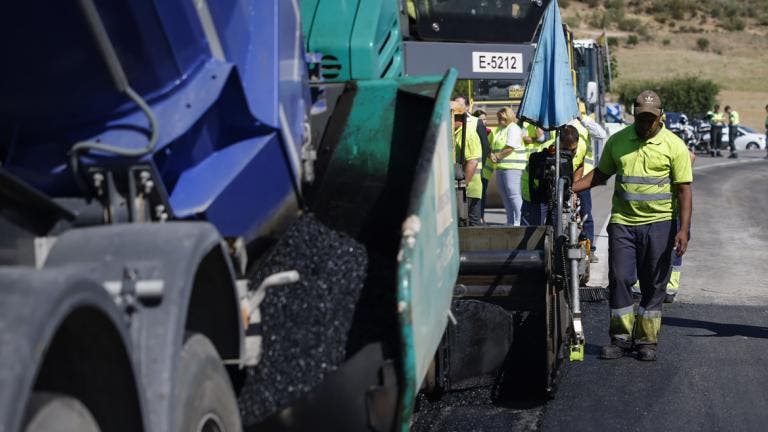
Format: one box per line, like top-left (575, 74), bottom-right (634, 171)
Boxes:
top-left (699, 125), bottom-right (766, 151)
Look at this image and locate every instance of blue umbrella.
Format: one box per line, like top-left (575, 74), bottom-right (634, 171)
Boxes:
top-left (518, 0), bottom-right (579, 130)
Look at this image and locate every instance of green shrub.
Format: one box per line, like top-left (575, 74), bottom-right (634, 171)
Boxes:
top-left (588, 10), bottom-right (606, 28)
top-left (721, 17), bottom-right (745, 31)
top-left (662, 38), bottom-right (671, 46)
top-left (637, 26), bottom-right (652, 40)
top-left (584, 0), bottom-right (600, 7)
top-left (607, 36), bottom-right (619, 47)
top-left (559, 0), bottom-right (571, 8)
top-left (564, 16), bottom-right (580, 28)
top-left (696, 37), bottom-right (710, 51)
top-left (617, 76), bottom-right (719, 116)
top-left (618, 18), bottom-right (642, 31)
top-left (626, 34), bottom-right (639, 46)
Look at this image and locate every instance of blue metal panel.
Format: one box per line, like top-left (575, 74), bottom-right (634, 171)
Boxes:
top-left (1, 1), bottom-right (307, 239)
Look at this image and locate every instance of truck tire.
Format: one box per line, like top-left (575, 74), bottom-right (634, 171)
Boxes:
top-left (175, 333), bottom-right (242, 432)
top-left (23, 392), bottom-right (100, 432)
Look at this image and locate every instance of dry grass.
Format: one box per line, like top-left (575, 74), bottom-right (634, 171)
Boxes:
top-left (562, 4), bottom-right (768, 129)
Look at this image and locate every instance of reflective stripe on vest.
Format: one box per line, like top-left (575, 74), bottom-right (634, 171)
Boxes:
top-left (496, 148), bottom-right (528, 170)
top-left (615, 175), bottom-right (673, 202)
top-left (492, 124), bottom-right (527, 170)
top-left (617, 175), bottom-right (671, 186)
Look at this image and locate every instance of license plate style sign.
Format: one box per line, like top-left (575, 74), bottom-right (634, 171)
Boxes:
top-left (471, 52), bottom-right (523, 74)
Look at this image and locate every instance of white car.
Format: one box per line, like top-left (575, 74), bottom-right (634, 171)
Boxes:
top-left (701, 126), bottom-right (766, 151)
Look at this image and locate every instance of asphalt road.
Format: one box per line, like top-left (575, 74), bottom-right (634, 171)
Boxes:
top-left (414, 150), bottom-right (768, 431)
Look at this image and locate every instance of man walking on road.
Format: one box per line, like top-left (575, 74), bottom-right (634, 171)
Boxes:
top-left (724, 105), bottom-right (739, 159)
top-left (573, 90), bottom-right (693, 362)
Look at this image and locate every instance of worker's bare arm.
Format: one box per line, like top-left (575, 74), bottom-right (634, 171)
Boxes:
top-left (572, 168), bottom-right (609, 193)
top-left (464, 159), bottom-right (479, 183)
top-left (674, 182), bottom-right (692, 256)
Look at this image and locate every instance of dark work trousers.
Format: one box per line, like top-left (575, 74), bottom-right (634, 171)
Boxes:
top-left (578, 190), bottom-right (596, 252)
top-left (711, 126), bottom-right (723, 155)
top-left (607, 220), bottom-right (676, 346)
top-left (521, 200), bottom-right (548, 226)
top-left (728, 125), bottom-right (738, 155)
top-left (480, 177), bottom-right (489, 220)
top-left (468, 198), bottom-right (483, 226)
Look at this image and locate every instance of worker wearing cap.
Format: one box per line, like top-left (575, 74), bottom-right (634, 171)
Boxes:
top-left (724, 105), bottom-right (739, 159)
top-left (454, 96), bottom-right (491, 221)
top-left (573, 90), bottom-right (692, 362)
top-left (709, 104), bottom-right (725, 157)
top-left (452, 104), bottom-right (484, 226)
top-left (521, 125), bottom-right (585, 225)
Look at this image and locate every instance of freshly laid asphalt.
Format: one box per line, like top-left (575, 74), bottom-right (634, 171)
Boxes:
top-left (414, 150), bottom-right (768, 431)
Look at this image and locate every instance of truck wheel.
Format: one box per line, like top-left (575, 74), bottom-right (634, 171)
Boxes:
top-left (175, 334), bottom-right (242, 432)
top-left (23, 392), bottom-right (100, 432)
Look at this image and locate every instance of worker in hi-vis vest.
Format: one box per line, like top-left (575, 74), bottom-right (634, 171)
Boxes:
top-left (632, 150), bottom-right (695, 304)
top-left (452, 103), bottom-right (483, 226)
top-left (520, 125), bottom-right (585, 226)
top-left (489, 107), bottom-right (526, 225)
top-left (724, 105), bottom-right (739, 159)
top-left (569, 102), bottom-right (607, 263)
top-left (573, 90), bottom-right (692, 362)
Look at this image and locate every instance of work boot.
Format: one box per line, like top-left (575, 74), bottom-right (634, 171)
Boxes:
top-left (664, 293), bottom-right (676, 303)
top-left (728, 153), bottom-right (738, 159)
top-left (636, 345), bottom-right (658, 361)
top-left (599, 344), bottom-right (627, 360)
top-left (716, 151), bottom-right (723, 157)
top-left (589, 254), bottom-right (599, 264)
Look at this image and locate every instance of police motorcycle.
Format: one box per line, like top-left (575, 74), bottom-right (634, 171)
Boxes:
top-left (666, 112), bottom-right (699, 152)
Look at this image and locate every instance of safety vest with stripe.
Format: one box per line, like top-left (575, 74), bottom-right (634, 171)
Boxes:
top-left (491, 123), bottom-right (529, 171)
top-left (598, 126), bottom-right (693, 226)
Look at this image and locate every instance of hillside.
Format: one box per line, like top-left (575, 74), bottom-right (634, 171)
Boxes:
top-left (561, 0), bottom-right (768, 129)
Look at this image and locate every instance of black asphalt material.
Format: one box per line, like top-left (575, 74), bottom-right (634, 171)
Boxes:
top-left (542, 301), bottom-right (768, 432)
top-left (413, 387), bottom-right (542, 432)
top-left (238, 214), bottom-right (368, 426)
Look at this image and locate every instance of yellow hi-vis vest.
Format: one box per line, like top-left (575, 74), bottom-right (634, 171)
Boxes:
top-left (570, 120), bottom-right (594, 174)
top-left (491, 123), bottom-right (528, 170)
top-left (711, 111), bottom-right (725, 127)
top-left (729, 110), bottom-right (740, 126)
top-left (597, 126), bottom-right (693, 225)
top-left (454, 124), bottom-right (483, 199)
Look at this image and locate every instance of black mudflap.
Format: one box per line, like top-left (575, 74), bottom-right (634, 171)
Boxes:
top-left (435, 300), bottom-right (515, 392)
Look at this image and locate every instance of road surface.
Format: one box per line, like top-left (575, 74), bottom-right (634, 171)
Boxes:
top-left (414, 150), bottom-right (768, 431)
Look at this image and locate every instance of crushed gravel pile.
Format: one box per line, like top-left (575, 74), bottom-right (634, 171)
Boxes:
top-left (238, 213), bottom-right (368, 426)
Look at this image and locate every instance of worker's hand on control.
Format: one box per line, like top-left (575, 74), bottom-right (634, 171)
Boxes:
top-left (490, 153), bottom-right (499, 163)
top-left (673, 231), bottom-right (689, 257)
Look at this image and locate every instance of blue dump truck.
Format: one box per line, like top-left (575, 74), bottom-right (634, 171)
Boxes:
top-left (0, 1), bottom-right (582, 431)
